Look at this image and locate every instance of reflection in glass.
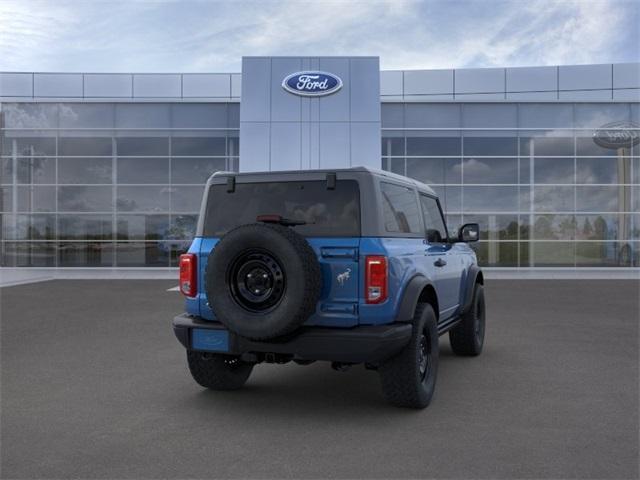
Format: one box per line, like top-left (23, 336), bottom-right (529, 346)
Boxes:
top-left (17, 157), bottom-right (56, 184)
top-left (533, 158), bottom-right (574, 184)
top-left (533, 214), bottom-right (575, 240)
top-left (17, 186), bottom-right (56, 212)
top-left (58, 214), bottom-right (112, 240)
top-left (58, 186), bottom-right (113, 212)
top-left (575, 242), bottom-right (636, 267)
top-left (6, 215), bottom-right (56, 240)
top-left (531, 242), bottom-right (575, 266)
top-left (171, 186), bottom-right (204, 212)
top-left (116, 137), bottom-right (168, 156)
top-left (576, 186), bottom-right (622, 212)
top-left (406, 136), bottom-right (461, 156)
top-left (116, 215), bottom-right (169, 240)
top-left (171, 137), bottom-right (226, 156)
top-left (170, 158), bottom-right (225, 184)
top-left (463, 137), bottom-right (517, 156)
top-left (462, 158), bottom-right (517, 184)
top-left (462, 214), bottom-right (519, 240)
top-left (470, 241), bottom-right (518, 267)
top-left (381, 137), bottom-right (404, 156)
top-left (58, 137), bottom-right (112, 156)
top-left (115, 242), bottom-right (169, 267)
top-left (58, 158), bottom-right (112, 184)
top-left (576, 157), bottom-right (627, 184)
top-left (534, 186), bottom-right (574, 212)
top-left (117, 157), bottom-right (169, 184)
top-left (1, 242), bottom-right (56, 267)
top-left (58, 242), bottom-right (114, 267)
top-left (463, 186), bottom-right (519, 212)
top-left (406, 158), bottom-right (461, 185)
top-left (117, 186), bottom-right (170, 212)
top-left (519, 137), bottom-right (573, 156)
top-left (1, 137), bottom-right (56, 156)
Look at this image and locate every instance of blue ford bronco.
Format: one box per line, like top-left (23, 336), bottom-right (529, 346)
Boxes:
top-left (173, 167), bottom-right (485, 408)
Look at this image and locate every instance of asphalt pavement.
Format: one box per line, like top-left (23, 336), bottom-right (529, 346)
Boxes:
top-left (1, 279), bottom-right (638, 479)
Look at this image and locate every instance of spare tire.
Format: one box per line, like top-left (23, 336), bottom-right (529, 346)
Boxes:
top-left (205, 223), bottom-right (322, 340)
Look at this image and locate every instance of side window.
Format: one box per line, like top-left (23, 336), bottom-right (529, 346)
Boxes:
top-left (420, 194), bottom-right (448, 243)
top-left (380, 182), bottom-right (422, 234)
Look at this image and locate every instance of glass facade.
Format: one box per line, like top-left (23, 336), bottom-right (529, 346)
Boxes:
top-left (1, 100), bottom-right (638, 268)
top-left (382, 103), bottom-right (640, 267)
top-left (0, 102), bottom-right (239, 267)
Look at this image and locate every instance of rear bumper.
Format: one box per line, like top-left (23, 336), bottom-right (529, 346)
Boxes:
top-left (172, 313), bottom-right (412, 364)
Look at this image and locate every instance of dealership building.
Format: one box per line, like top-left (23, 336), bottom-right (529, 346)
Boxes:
top-left (0, 58), bottom-right (638, 271)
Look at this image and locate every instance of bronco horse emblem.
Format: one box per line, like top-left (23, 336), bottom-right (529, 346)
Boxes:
top-left (336, 268), bottom-right (351, 286)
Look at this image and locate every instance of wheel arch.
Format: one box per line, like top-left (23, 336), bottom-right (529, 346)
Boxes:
top-left (460, 265), bottom-right (483, 315)
top-left (396, 275), bottom-right (440, 322)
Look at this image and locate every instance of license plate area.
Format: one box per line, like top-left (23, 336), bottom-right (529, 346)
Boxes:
top-left (191, 328), bottom-right (230, 352)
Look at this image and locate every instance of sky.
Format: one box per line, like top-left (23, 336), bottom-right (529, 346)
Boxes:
top-left (0, 0), bottom-right (638, 73)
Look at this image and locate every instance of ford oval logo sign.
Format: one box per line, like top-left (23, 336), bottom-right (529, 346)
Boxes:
top-left (593, 121), bottom-right (640, 149)
top-left (282, 71), bottom-right (343, 97)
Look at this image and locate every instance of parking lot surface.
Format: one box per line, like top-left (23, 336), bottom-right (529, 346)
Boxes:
top-left (1, 279), bottom-right (638, 479)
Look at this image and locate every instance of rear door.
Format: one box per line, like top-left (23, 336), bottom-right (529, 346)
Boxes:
top-left (201, 178), bottom-right (361, 326)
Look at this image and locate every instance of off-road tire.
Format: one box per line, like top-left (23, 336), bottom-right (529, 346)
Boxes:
top-left (205, 223), bottom-right (322, 341)
top-left (449, 283), bottom-right (485, 356)
top-left (187, 350), bottom-right (254, 390)
top-left (378, 303), bottom-right (439, 409)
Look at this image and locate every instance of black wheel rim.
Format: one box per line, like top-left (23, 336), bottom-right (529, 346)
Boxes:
top-left (419, 333), bottom-right (431, 381)
top-left (228, 249), bottom-right (285, 313)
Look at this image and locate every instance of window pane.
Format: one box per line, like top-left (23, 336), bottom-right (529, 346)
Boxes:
top-left (519, 136), bottom-right (574, 156)
top-left (58, 158), bottom-right (112, 184)
top-left (406, 158), bottom-right (461, 185)
top-left (470, 241), bottom-right (518, 267)
top-left (531, 242), bottom-right (575, 266)
top-left (115, 104), bottom-right (170, 128)
top-left (575, 214), bottom-right (625, 241)
top-left (1, 158), bottom-right (11, 184)
top-left (1, 242), bottom-right (57, 267)
top-left (171, 186), bottom-right (203, 212)
top-left (430, 186), bottom-right (462, 213)
top-left (387, 158), bottom-right (405, 176)
top-left (518, 104), bottom-right (573, 129)
top-left (575, 242), bottom-right (634, 267)
top-left (171, 158), bottom-right (225, 184)
top-left (533, 186), bottom-right (575, 212)
top-left (463, 214), bottom-right (519, 240)
top-left (58, 186), bottom-right (113, 212)
top-left (381, 104), bottom-right (404, 128)
top-left (532, 214), bottom-right (575, 240)
top-left (576, 137), bottom-right (619, 157)
top-left (58, 137), bottom-right (112, 156)
top-left (2, 214), bottom-right (56, 240)
top-left (114, 242), bottom-right (171, 267)
top-left (462, 157), bottom-right (517, 184)
top-left (533, 158), bottom-right (574, 184)
top-left (116, 137), bottom-right (168, 156)
top-left (405, 104), bottom-right (461, 128)
top-left (406, 136), bottom-right (461, 156)
top-left (58, 214), bottom-right (113, 240)
top-left (463, 137), bottom-right (518, 156)
top-left (117, 157), bottom-right (169, 184)
top-left (116, 215), bottom-right (169, 240)
top-left (380, 182), bottom-right (421, 234)
top-left (17, 186), bottom-right (56, 212)
top-left (171, 104), bottom-right (228, 128)
top-left (2, 104), bottom-right (58, 129)
top-left (16, 157), bottom-right (55, 184)
top-left (463, 186), bottom-right (519, 212)
top-left (171, 137), bottom-right (226, 156)
top-left (117, 186), bottom-right (170, 212)
top-left (576, 157), bottom-right (627, 184)
top-left (169, 214), bottom-right (198, 240)
top-left (59, 242), bottom-right (114, 267)
top-left (381, 136), bottom-right (404, 156)
top-left (59, 103), bottom-right (114, 128)
top-left (1, 136), bottom-right (56, 156)
top-left (574, 104), bottom-right (630, 128)
top-left (419, 195), bottom-right (447, 242)
top-left (204, 181), bottom-right (360, 237)
top-left (576, 186), bottom-right (624, 212)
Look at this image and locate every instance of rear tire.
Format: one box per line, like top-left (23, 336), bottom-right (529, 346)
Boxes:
top-left (187, 350), bottom-right (254, 390)
top-left (449, 283), bottom-right (485, 356)
top-left (378, 303), bottom-right (439, 409)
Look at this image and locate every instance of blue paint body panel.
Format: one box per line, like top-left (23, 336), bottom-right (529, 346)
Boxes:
top-left (187, 234), bottom-right (477, 327)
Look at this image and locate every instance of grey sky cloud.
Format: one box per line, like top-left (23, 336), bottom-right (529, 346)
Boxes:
top-left (0, 0), bottom-right (637, 73)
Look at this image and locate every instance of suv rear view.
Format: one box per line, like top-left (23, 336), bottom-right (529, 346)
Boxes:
top-left (173, 167), bottom-right (485, 408)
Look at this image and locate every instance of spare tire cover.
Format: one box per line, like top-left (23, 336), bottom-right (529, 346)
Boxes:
top-left (205, 223), bottom-right (322, 340)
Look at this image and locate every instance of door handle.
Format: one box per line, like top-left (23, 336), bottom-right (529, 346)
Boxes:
top-left (434, 258), bottom-right (447, 267)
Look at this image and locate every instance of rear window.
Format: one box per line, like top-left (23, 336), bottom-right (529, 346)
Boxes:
top-left (203, 180), bottom-right (360, 237)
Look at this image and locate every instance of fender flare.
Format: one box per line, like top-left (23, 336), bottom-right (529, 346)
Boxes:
top-left (396, 275), bottom-right (433, 323)
top-left (460, 265), bottom-right (483, 315)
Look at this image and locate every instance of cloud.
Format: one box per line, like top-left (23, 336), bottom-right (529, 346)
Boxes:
top-left (0, 0), bottom-right (637, 72)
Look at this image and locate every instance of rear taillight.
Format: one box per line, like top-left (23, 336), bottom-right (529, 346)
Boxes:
top-left (365, 255), bottom-right (387, 304)
top-left (179, 253), bottom-right (197, 297)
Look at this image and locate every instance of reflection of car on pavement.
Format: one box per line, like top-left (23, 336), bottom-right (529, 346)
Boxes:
top-left (173, 167), bottom-right (486, 409)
